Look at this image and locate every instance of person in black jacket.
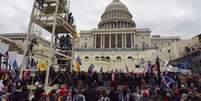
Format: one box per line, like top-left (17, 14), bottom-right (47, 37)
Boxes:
top-left (9, 81), bottom-right (29, 101)
top-left (32, 85), bottom-right (45, 101)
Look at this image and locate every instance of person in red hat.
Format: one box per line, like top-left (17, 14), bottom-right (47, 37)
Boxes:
top-left (140, 90), bottom-right (149, 101)
top-left (173, 89), bottom-right (180, 101)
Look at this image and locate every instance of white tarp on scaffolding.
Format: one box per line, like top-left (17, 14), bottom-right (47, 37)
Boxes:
top-left (0, 42), bottom-right (9, 55)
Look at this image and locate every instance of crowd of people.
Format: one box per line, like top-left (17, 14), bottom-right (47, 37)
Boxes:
top-left (0, 67), bottom-right (201, 101)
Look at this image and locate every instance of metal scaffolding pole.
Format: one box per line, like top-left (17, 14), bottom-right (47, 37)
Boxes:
top-left (19, 0), bottom-right (36, 79)
top-left (45, 0), bottom-right (59, 88)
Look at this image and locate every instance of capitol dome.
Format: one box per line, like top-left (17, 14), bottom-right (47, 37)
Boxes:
top-left (98, 0), bottom-right (136, 29)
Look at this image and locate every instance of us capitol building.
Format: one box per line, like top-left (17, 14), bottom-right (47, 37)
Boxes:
top-left (0, 0), bottom-right (181, 72)
top-left (74, 0), bottom-right (180, 72)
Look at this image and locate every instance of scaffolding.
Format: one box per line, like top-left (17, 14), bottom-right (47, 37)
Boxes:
top-left (19, 0), bottom-right (77, 88)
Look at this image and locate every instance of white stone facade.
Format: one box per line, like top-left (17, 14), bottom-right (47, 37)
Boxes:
top-left (151, 35), bottom-right (181, 49)
top-left (75, 49), bottom-right (159, 72)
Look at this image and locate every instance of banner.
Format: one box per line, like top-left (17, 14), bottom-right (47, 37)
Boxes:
top-left (0, 43), bottom-right (9, 55)
top-left (8, 52), bottom-right (23, 70)
top-left (177, 61), bottom-right (189, 69)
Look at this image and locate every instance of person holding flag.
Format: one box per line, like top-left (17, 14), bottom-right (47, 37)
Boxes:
top-left (75, 56), bottom-right (82, 72)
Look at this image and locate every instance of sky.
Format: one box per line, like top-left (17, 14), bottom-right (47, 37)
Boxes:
top-left (0, 0), bottom-right (200, 39)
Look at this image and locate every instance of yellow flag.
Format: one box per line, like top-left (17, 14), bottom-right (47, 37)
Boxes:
top-left (76, 62), bottom-right (81, 72)
top-left (37, 60), bottom-right (48, 71)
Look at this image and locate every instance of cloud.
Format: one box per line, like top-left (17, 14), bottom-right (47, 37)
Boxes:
top-left (0, 0), bottom-right (200, 39)
top-left (0, 0), bottom-right (32, 33)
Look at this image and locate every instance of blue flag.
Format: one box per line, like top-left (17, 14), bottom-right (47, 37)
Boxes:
top-left (162, 76), bottom-right (176, 88)
top-left (12, 60), bottom-right (18, 69)
top-left (178, 61), bottom-right (189, 69)
top-left (147, 61), bottom-right (152, 74)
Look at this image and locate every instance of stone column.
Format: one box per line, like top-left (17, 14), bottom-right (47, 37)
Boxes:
top-left (131, 34), bottom-right (133, 48)
top-left (103, 35), bottom-right (105, 48)
top-left (110, 22), bottom-right (112, 29)
top-left (100, 34), bottom-right (103, 48)
top-left (94, 35), bottom-right (96, 48)
top-left (115, 34), bottom-right (117, 48)
top-left (122, 34), bottom-right (124, 48)
top-left (134, 34), bottom-right (136, 48)
top-left (109, 34), bottom-right (111, 48)
top-left (125, 34), bottom-right (127, 48)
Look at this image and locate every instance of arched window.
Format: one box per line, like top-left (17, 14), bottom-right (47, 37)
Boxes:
top-left (128, 56), bottom-right (134, 61)
top-left (85, 56), bottom-right (89, 60)
top-left (106, 56), bottom-right (110, 62)
top-left (116, 56), bottom-right (122, 61)
top-left (101, 56), bottom-right (105, 61)
top-left (95, 56), bottom-right (99, 61)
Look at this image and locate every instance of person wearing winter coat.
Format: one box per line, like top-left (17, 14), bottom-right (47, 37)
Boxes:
top-left (98, 89), bottom-right (110, 101)
top-left (9, 81), bottom-right (29, 101)
top-left (73, 89), bottom-right (86, 101)
top-left (32, 85), bottom-right (45, 101)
